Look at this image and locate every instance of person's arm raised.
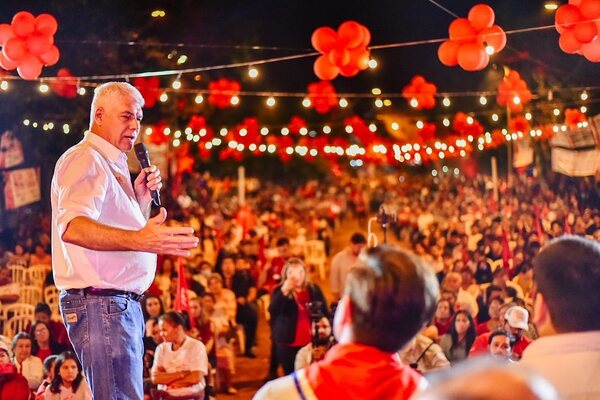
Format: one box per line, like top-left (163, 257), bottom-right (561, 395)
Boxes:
top-left (62, 207), bottom-right (199, 257)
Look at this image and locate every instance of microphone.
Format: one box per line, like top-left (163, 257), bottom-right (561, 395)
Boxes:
top-left (134, 143), bottom-right (161, 206)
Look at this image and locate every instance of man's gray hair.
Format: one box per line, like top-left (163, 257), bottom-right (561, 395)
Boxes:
top-left (89, 82), bottom-right (144, 129)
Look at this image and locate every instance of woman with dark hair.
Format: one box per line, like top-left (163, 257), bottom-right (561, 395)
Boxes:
top-left (35, 355), bottom-right (57, 400)
top-left (141, 294), bottom-right (165, 336)
top-left (269, 257), bottom-right (327, 375)
top-left (439, 310), bottom-right (477, 363)
top-left (29, 321), bottom-right (66, 362)
top-left (431, 299), bottom-right (454, 337)
top-left (44, 351), bottom-right (91, 399)
top-left (151, 311), bottom-right (208, 400)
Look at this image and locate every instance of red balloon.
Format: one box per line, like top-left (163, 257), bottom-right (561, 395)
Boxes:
top-left (328, 47), bottom-right (350, 67)
top-left (559, 30), bottom-right (583, 53)
top-left (360, 25), bottom-right (371, 47)
top-left (468, 4), bottom-right (495, 31)
top-left (27, 33), bottom-right (53, 56)
top-left (17, 54), bottom-right (43, 80)
top-left (478, 25), bottom-right (506, 52)
top-left (0, 52), bottom-right (19, 70)
top-left (349, 47), bottom-right (370, 70)
top-left (0, 24), bottom-right (14, 46)
top-left (338, 21), bottom-right (364, 49)
top-left (555, 4), bottom-right (583, 30)
top-left (314, 55), bottom-right (339, 80)
top-left (457, 43), bottom-right (488, 71)
top-left (35, 14), bottom-right (58, 36)
top-left (339, 64), bottom-right (360, 77)
top-left (449, 18), bottom-right (477, 44)
top-left (438, 40), bottom-right (460, 66)
top-left (11, 11), bottom-right (36, 38)
top-left (573, 21), bottom-right (598, 43)
top-left (311, 27), bottom-right (338, 53)
top-left (3, 37), bottom-right (27, 62)
top-left (581, 37), bottom-right (600, 61)
top-left (39, 45), bottom-right (59, 66)
top-left (579, 0), bottom-right (600, 19)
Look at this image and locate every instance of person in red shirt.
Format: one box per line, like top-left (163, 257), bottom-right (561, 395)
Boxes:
top-left (256, 245), bottom-right (439, 400)
top-left (34, 303), bottom-right (70, 349)
top-left (470, 305), bottom-right (532, 359)
top-left (0, 342), bottom-right (30, 400)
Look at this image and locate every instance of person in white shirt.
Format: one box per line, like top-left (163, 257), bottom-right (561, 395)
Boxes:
top-left (521, 236), bottom-right (600, 400)
top-left (152, 311), bottom-right (208, 399)
top-left (329, 232), bottom-right (366, 299)
top-left (11, 332), bottom-right (43, 390)
top-left (51, 82), bottom-right (199, 399)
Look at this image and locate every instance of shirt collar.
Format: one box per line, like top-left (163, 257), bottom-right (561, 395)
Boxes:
top-left (84, 131), bottom-right (128, 165)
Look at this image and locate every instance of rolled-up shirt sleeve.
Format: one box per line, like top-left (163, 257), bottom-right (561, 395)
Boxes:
top-left (54, 151), bottom-right (108, 237)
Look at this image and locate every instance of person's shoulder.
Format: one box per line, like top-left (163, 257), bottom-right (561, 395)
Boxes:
top-left (186, 336), bottom-right (207, 351)
top-left (55, 141), bottom-right (105, 172)
top-left (254, 374), bottom-right (303, 400)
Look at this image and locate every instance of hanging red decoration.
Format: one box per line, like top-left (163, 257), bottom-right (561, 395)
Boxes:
top-left (510, 115), bottom-right (530, 133)
top-left (187, 115), bottom-right (214, 143)
top-left (402, 75), bottom-right (437, 110)
top-left (146, 121), bottom-right (170, 146)
top-left (438, 4), bottom-right (506, 71)
top-left (311, 21), bottom-right (371, 80)
top-left (417, 122), bottom-right (437, 143)
top-left (564, 108), bottom-right (587, 128)
top-left (50, 68), bottom-right (79, 98)
top-left (344, 116), bottom-right (372, 145)
top-left (288, 116), bottom-right (307, 135)
top-left (496, 70), bottom-right (532, 113)
top-left (307, 81), bottom-right (338, 114)
top-left (453, 112), bottom-right (485, 138)
top-left (234, 117), bottom-right (261, 146)
top-left (208, 78), bottom-right (241, 108)
top-left (133, 77), bottom-right (161, 108)
top-left (555, 0), bottom-right (600, 62)
top-left (0, 11), bottom-right (60, 80)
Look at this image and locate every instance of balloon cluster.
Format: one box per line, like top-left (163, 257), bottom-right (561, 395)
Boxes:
top-left (344, 116), bottom-right (372, 145)
top-left (417, 122), bottom-right (437, 143)
top-left (187, 115), bottom-right (214, 142)
top-left (307, 81), bottom-right (338, 114)
top-left (134, 77), bottom-right (161, 108)
top-left (288, 116), bottom-right (308, 135)
top-left (438, 4), bottom-right (506, 71)
top-left (496, 71), bottom-right (532, 114)
top-left (147, 121), bottom-right (171, 145)
top-left (555, 0), bottom-right (600, 62)
top-left (50, 68), bottom-right (79, 98)
top-left (208, 78), bottom-right (241, 108)
top-left (311, 21), bottom-right (371, 80)
top-left (0, 11), bottom-right (59, 80)
top-left (453, 112), bottom-right (485, 137)
top-left (510, 115), bottom-right (530, 133)
top-left (402, 76), bottom-right (437, 110)
top-left (564, 108), bottom-right (587, 128)
top-left (234, 117), bottom-right (261, 147)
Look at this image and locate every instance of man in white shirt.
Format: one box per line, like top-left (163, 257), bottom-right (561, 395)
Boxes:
top-left (51, 82), bottom-right (198, 399)
top-left (521, 236), bottom-right (600, 400)
top-left (329, 232), bottom-right (366, 300)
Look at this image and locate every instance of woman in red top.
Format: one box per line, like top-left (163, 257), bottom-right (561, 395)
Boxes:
top-left (269, 258), bottom-right (327, 375)
top-left (29, 321), bottom-right (66, 363)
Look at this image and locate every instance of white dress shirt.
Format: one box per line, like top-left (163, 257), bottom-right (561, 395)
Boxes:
top-left (51, 131), bottom-right (156, 294)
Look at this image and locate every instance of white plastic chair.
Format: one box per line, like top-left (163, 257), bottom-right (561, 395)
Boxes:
top-left (27, 264), bottom-right (51, 286)
top-left (44, 285), bottom-right (61, 321)
top-left (3, 314), bottom-right (34, 338)
top-left (8, 264), bottom-right (27, 285)
top-left (19, 285), bottom-right (43, 306)
top-left (304, 240), bottom-right (327, 280)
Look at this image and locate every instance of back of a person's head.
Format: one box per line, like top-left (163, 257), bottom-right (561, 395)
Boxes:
top-left (350, 232), bottom-right (367, 245)
top-left (345, 245), bottom-right (438, 353)
top-left (533, 235), bottom-right (600, 332)
top-left (415, 359), bottom-right (559, 400)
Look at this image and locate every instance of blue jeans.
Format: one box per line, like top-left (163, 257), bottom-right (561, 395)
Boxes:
top-left (60, 290), bottom-right (145, 400)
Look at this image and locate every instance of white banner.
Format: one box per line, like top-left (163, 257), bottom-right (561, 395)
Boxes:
top-left (4, 167), bottom-right (41, 209)
top-left (0, 131), bottom-right (24, 169)
top-left (551, 148), bottom-right (600, 177)
top-left (513, 139), bottom-right (534, 168)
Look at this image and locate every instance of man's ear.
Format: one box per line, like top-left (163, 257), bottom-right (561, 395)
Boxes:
top-left (94, 107), bottom-right (104, 126)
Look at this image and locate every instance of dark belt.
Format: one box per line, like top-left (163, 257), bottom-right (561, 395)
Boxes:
top-left (66, 287), bottom-right (143, 301)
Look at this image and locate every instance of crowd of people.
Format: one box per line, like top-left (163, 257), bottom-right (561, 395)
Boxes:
top-left (1, 164), bottom-right (599, 398)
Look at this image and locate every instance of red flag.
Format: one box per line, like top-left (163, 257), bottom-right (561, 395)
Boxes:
top-left (501, 230), bottom-right (513, 272)
top-left (174, 258), bottom-right (195, 328)
top-left (564, 214), bottom-right (572, 234)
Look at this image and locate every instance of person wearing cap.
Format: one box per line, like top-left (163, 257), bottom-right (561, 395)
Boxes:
top-left (520, 236), bottom-right (600, 399)
top-left (469, 305), bottom-right (532, 359)
top-left (329, 232), bottom-right (366, 300)
top-left (0, 341), bottom-right (30, 400)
